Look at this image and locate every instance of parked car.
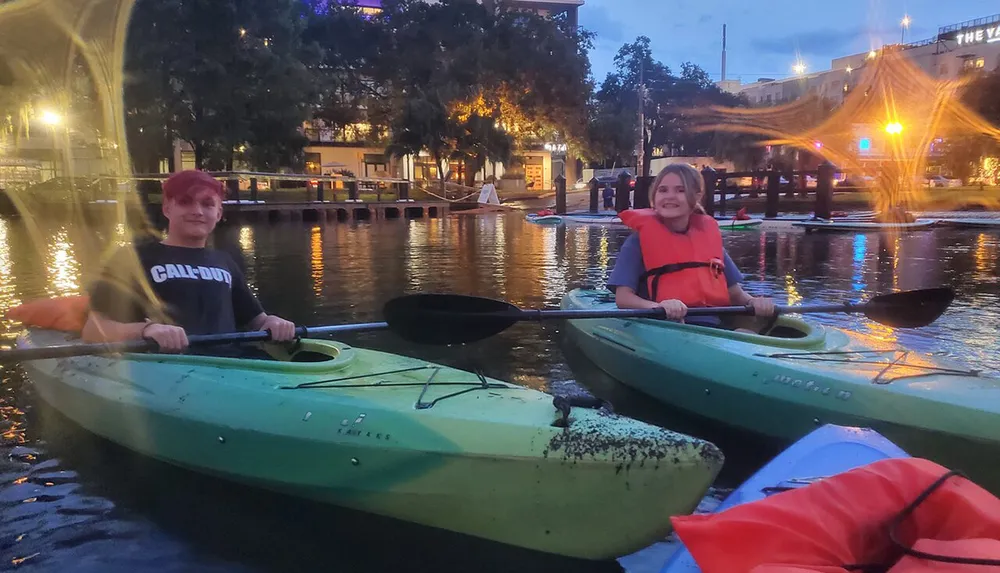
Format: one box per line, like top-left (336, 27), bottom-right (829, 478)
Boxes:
top-left (926, 175), bottom-right (963, 188)
top-left (596, 175), bottom-right (635, 189)
top-left (836, 175), bottom-right (875, 188)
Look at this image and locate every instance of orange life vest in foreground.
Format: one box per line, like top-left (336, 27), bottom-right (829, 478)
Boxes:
top-left (618, 209), bottom-right (730, 307)
top-left (5, 295), bottom-right (90, 332)
top-left (671, 458), bottom-right (1000, 573)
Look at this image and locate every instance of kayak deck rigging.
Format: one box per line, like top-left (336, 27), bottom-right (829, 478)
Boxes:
top-left (280, 364), bottom-right (513, 409)
top-left (757, 349), bottom-right (983, 384)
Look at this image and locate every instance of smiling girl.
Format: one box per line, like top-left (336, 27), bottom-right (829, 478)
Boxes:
top-left (608, 163), bottom-right (775, 329)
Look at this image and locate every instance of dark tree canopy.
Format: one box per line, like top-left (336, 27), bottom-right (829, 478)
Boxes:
top-left (121, 0), bottom-right (593, 179)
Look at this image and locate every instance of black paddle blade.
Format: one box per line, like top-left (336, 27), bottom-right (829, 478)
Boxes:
top-left (864, 287), bottom-right (955, 328)
top-left (383, 294), bottom-right (521, 345)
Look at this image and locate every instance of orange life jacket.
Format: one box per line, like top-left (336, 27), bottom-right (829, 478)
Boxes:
top-left (672, 458), bottom-right (1000, 573)
top-left (618, 209), bottom-right (731, 307)
top-left (5, 295), bottom-right (90, 332)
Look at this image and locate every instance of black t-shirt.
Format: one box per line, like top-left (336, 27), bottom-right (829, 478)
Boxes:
top-left (88, 241), bottom-right (264, 335)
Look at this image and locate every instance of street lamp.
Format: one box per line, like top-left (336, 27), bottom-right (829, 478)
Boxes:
top-left (793, 61), bottom-right (806, 75)
top-left (40, 110), bottom-right (62, 126)
top-left (901, 15), bottom-right (911, 43)
top-left (39, 109), bottom-right (64, 178)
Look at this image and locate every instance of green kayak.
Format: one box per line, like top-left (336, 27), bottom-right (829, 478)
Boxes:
top-left (17, 328), bottom-right (723, 560)
top-left (561, 289), bottom-right (1000, 493)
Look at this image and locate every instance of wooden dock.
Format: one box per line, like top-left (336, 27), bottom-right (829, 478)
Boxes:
top-left (219, 200), bottom-right (450, 223)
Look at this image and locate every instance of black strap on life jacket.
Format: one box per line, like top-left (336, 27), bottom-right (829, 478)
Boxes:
top-left (639, 261), bottom-right (722, 301)
top-left (843, 469), bottom-right (1000, 573)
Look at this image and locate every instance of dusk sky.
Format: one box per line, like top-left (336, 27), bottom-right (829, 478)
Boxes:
top-left (579, 1), bottom-right (999, 85)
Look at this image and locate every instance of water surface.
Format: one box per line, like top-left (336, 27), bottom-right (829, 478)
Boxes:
top-left (2, 214), bottom-right (998, 571)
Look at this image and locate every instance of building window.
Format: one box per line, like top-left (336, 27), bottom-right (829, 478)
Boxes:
top-left (963, 57), bottom-right (986, 72)
top-left (305, 152), bottom-right (321, 175)
top-left (363, 153), bottom-right (388, 178)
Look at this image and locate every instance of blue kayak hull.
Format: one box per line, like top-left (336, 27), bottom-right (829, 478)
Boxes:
top-left (660, 424), bottom-right (909, 573)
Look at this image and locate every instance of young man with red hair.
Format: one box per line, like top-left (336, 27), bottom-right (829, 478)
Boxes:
top-left (82, 170), bottom-right (295, 352)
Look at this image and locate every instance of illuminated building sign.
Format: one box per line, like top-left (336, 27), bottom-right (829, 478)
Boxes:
top-left (955, 23), bottom-right (1000, 46)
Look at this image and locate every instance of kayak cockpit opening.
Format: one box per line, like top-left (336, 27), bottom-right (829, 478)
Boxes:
top-left (259, 339), bottom-right (341, 363)
top-left (289, 350), bottom-right (337, 362)
top-left (761, 324), bottom-right (809, 339)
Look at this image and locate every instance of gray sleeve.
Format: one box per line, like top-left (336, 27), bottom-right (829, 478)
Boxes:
top-left (723, 250), bottom-right (744, 287)
top-left (607, 234), bottom-right (644, 291)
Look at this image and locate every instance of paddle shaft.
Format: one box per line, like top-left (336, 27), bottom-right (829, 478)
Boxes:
top-left (1, 322), bottom-right (389, 363)
top-left (503, 303), bottom-right (862, 321)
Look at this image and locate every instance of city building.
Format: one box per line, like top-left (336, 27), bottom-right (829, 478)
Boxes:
top-left (341, 0), bottom-right (581, 26)
top-left (717, 12), bottom-right (1000, 175)
top-left (301, 0), bottom-right (584, 192)
top-left (730, 13), bottom-right (1000, 107)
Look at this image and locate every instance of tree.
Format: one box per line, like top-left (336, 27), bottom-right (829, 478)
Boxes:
top-left (305, 2), bottom-right (386, 144)
top-left (940, 68), bottom-right (1000, 182)
top-left (586, 73), bottom-right (638, 167)
top-left (375, 0), bottom-right (590, 184)
top-left (453, 112), bottom-right (512, 185)
top-left (385, 88), bottom-right (457, 192)
top-left (123, 0), bottom-right (318, 172)
top-left (586, 37), bottom-right (751, 176)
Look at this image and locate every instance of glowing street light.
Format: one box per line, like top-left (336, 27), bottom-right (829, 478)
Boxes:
top-left (901, 14), bottom-right (911, 43)
top-left (867, 49), bottom-right (878, 60)
top-left (40, 110), bottom-right (62, 126)
top-left (885, 122), bottom-right (904, 135)
top-left (792, 61), bottom-right (807, 75)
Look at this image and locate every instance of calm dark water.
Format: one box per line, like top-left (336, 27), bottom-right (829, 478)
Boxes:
top-left (2, 213), bottom-right (999, 571)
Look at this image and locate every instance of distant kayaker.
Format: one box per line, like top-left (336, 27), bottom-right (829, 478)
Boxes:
top-left (81, 169), bottom-right (296, 352)
top-left (602, 183), bottom-right (615, 210)
top-left (608, 164), bottom-right (775, 331)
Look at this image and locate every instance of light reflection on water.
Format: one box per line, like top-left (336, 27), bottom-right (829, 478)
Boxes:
top-left (1, 214), bottom-right (1000, 572)
top-left (44, 228), bottom-right (81, 297)
top-left (310, 225), bottom-right (323, 298)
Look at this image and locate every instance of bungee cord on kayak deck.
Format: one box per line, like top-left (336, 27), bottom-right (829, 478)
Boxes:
top-left (280, 365), bottom-right (514, 410)
top-left (756, 349), bottom-right (983, 384)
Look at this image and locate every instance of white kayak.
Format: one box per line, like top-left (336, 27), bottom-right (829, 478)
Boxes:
top-left (525, 214), bottom-right (563, 225)
top-left (715, 218), bottom-right (763, 230)
top-left (563, 214), bottom-right (623, 225)
top-left (936, 218), bottom-right (1000, 230)
top-left (793, 219), bottom-right (938, 232)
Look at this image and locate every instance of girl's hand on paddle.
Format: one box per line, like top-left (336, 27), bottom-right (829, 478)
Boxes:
top-left (142, 323), bottom-right (189, 353)
top-left (657, 299), bottom-right (688, 321)
top-left (748, 297), bottom-right (777, 318)
top-left (261, 315), bottom-right (296, 342)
